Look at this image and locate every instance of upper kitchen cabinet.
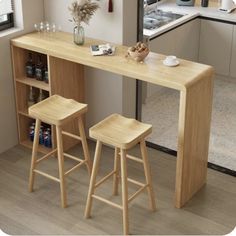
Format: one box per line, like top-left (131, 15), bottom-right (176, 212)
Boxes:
top-left (199, 19), bottom-right (233, 76)
top-left (230, 26), bottom-right (236, 78)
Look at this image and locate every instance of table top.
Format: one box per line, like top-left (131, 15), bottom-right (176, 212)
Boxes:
top-left (11, 31), bottom-right (214, 91)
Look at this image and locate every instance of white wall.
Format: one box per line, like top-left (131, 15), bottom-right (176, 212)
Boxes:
top-left (44, 0), bottom-right (137, 129)
top-left (0, 0), bottom-right (44, 153)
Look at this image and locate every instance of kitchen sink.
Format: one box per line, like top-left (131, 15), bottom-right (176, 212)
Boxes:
top-left (144, 10), bottom-right (184, 30)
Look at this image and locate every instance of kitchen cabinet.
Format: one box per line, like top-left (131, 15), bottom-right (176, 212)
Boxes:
top-left (149, 19), bottom-right (200, 61)
top-left (230, 26), bottom-right (236, 78)
top-left (199, 19), bottom-right (233, 76)
top-left (147, 19), bottom-right (200, 98)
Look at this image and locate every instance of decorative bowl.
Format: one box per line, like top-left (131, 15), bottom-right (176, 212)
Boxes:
top-left (126, 42), bottom-right (149, 62)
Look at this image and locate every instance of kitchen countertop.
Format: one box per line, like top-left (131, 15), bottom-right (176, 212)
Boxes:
top-left (144, 0), bottom-right (236, 38)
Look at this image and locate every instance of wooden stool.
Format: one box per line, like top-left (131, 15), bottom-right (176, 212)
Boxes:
top-left (84, 114), bottom-right (156, 235)
top-left (28, 95), bottom-right (92, 208)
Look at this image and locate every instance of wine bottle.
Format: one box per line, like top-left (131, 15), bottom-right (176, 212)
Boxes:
top-left (37, 89), bottom-right (46, 103)
top-left (25, 53), bottom-right (35, 78)
top-left (35, 55), bottom-right (45, 81)
top-left (28, 86), bottom-right (35, 107)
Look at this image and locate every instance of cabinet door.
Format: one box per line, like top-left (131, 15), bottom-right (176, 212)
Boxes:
top-left (149, 29), bottom-right (176, 55)
top-left (230, 26), bottom-right (236, 78)
top-left (174, 19), bottom-right (200, 61)
top-left (199, 19), bottom-right (233, 76)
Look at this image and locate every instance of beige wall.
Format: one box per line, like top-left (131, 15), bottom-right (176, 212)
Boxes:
top-left (0, 0), bottom-right (44, 153)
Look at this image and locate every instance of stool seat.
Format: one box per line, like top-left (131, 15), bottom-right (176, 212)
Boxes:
top-left (29, 95), bottom-right (87, 126)
top-left (89, 113), bottom-right (152, 149)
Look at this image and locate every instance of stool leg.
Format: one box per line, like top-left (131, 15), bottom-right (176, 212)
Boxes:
top-left (78, 117), bottom-right (92, 176)
top-left (85, 140), bottom-right (102, 218)
top-left (120, 149), bottom-right (129, 235)
top-left (29, 119), bottom-right (41, 192)
top-left (140, 139), bottom-right (157, 212)
top-left (113, 147), bottom-right (120, 195)
top-left (56, 126), bottom-right (67, 208)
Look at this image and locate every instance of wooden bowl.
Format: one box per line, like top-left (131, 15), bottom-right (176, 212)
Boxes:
top-left (127, 47), bottom-right (149, 62)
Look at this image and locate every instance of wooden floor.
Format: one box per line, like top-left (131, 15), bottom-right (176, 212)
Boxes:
top-left (0, 141), bottom-right (236, 235)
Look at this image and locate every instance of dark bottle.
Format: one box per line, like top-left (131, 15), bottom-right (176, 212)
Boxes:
top-left (25, 53), bottom-right (35, 78)
top-left (44, 128), bottom-right (52, 148)
top-left (35, 55), bottom-right (45, 81)
top-left (44, 65), bottom-right (49, 83)
top-left (201, 0), bottom-right (209, 7)
top-left (29, 122), bottom-right (35, 142)
top-left (39, 125), bottom-right (44, 145)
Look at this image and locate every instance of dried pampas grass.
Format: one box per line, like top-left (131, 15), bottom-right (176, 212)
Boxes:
top-left (69, 0), bottom-right (99, 25)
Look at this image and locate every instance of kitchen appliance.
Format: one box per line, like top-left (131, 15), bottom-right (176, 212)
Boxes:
top-left (176, 0), bottom-right (195, 6)
top-left (219, 0), bottom-right (236, 13)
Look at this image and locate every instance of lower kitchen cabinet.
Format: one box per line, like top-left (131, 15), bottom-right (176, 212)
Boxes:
top-left (147, 19), bottom-right (200, 98)
top-left (199, 19), bottom-right (233, 76)
top-left (230, 25), bottom-right (236, 78)
top-left (149, 18), bottom-right (200, 61)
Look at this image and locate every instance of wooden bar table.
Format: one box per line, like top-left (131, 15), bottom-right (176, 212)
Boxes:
top-left (11, 32), bottom-right (214, 208)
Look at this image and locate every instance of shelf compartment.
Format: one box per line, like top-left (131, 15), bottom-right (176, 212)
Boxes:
top-left (18, 114), bottom-right (53, 154)
top-left (16, 77), bottom-right (50, 91)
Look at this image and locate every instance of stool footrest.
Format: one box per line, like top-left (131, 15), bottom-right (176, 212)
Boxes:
top-left (95, 170), bottom-right (116, 188)
top-left (63, 153), bottom-right (84, 162)
top-left (119, 152), bottom-right (143, 163)
top-left (127, 178), bottom-right (145, 187)
top-left (36, 149), bottom-right (57, 164)
top-left (92, 194), bottom-right (123, 210)
top-left (64, 160), bottom-right (86, 176)
top-left (34, 169), bottom-right (60, 182)
top-left (128, 184), bottom-right (148, 203)
top-left (62, 131), bottom-right (82, 141)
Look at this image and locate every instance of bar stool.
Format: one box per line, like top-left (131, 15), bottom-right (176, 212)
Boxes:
top-left (28, 94), bottom-right (92, 208)
top-left (84, 114), bottom-right (157, 235)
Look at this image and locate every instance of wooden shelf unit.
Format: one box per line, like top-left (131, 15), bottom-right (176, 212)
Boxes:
top-left (11, 42), bottom-right (85, 152)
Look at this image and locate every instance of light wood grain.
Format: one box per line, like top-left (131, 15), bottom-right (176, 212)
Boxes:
top-left (85, 140), bottom-right (102, 218)
top-left (11, 32), bottom-right (213, 91)
top-left (49, 56), bottom-right (85, 150)
top-left (89, 113), bottom-right (152, 150)
top-left (176, 73), bottom-right (214, 208)
top-left (28, 95), bottom-right (91, 208)
top-left (56, 125), bottom-right (67, 208)
top-left (86, 114), bottom-right (156, 235)
top-left (29, 95), bottom-right (87, 126)
top-left (11, 31), bottom-right (214, 208)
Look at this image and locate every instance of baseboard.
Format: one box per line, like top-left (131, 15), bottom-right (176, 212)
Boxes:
top-left (146, 141), bottom-right (236, 177)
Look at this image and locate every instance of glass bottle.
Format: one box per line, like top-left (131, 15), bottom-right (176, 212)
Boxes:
top-left (35, 55), bottom-right (45, 81)
top-left (73, 24), bottom-right (85, 45)
top-left (44, 65), bottom-right (49, 83)
top-left (28, 86), bottom-right (35, 107)
top-left (25, 53), bottom-right (35, 78)
top-left (37, 89), bottom-right (46, 103)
